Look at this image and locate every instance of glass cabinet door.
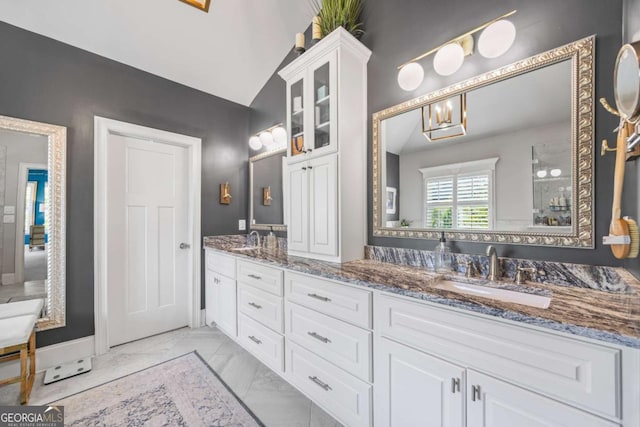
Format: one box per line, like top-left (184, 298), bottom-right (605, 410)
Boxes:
top-left (311, 54), bottom-right (337, 156)
top-left (289, 77), bottom-right (305, 158)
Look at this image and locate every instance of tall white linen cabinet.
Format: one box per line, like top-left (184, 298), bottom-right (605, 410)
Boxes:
top-left (279, 27), bottom-right (371, 263)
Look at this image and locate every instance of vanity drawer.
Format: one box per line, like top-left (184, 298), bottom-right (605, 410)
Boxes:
top-left (377, 295), bottom-right (621, 418)
top-left (237, 313), bottom-right (284, 373)
top-left (238, 283), bottom-right (283, 333)
top-left (237, 260), bottom-right (283, 296)
top-left (285, 272), bottom-right (372, 328)
top-left (286, 341), bottom-right (371, 427)
top-left (286, 302), bottom-right (372, 382)
top-left (205, 250), bottom-right (236, 279)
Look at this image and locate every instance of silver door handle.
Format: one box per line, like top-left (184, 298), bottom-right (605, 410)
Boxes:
top-left (307, 293), bottom-right (331, 302)
top-left (451, 377), bottom-right (460, 393)
top-left (308, 376), bottom-right (332, 391)
top-left (179, 243), bottom-right (191, 249)
top-left (307, 331), bottom-right (331, 343)
top-left (248, 336), bottom-right (262, 345)
top-left (471, 385), bottom-right (481, 401)
top-left (248, 302), bottom-right (262, 309)
top-left (248, 274), bottom-right (262, 280)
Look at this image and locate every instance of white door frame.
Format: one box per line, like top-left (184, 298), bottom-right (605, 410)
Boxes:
top-left (94, 116), bottom-right (202, 355)
top-left (13, 162), bottom-right (48, 285)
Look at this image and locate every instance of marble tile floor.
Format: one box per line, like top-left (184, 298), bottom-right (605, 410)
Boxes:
top-left (0, 326), bottom-right (342, 427)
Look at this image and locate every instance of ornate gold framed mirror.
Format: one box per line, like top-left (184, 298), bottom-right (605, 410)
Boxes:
top-left (373, 36), bottom-right (595, 248)
top-left (249, 148), bottom-right (287, 231)
top-left (0, 115), bottom-right (66, 330)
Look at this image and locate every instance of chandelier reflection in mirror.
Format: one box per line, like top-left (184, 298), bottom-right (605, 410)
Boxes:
top-left (422, 94), bottom-right (467, 141)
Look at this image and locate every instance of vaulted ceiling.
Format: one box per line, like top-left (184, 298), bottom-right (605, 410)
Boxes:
top-left (0, 0), bottom-right (312, 106)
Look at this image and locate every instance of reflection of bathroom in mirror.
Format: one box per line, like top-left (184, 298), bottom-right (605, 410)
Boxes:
top-left (381, 60), bottom-right (572, 232)
top-left (0, 115), bottom-right (66, 330)
top-left (250, 148), bottom-right (287, 230)
top-left (0, 129), bottom-right (48, 303)
top-left (374, 36), bottom-right (594, 247)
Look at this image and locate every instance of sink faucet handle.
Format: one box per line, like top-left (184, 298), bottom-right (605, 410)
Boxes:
top-left (465, 260), bottom-right (475, 278)
top-left (515, 264), bottom-right (537, 284)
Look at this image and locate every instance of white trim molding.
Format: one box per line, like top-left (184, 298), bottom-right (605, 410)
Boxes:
top-left (94, 117), bottom-right (202, 356)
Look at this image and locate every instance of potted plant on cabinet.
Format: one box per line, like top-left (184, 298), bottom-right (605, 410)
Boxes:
top-left (309, 0), bottom-right (365, 39)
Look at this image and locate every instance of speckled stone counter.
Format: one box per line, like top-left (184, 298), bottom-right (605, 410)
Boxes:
top-left (203, 235), bottom-right (640, 348)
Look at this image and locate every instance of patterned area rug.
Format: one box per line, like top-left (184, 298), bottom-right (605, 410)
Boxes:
top-left (51, 352), bottom-right (263, 426)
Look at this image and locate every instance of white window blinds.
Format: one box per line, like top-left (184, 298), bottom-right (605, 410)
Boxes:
top-left (421, 158), bottom-right (496, 230)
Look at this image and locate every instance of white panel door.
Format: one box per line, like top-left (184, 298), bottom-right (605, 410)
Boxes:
top-left (287, 161), bottom-right (308, 252)
top-left (375, 337), bottom-right (465, 427)
top-left (308, 153), bottom-right (337, 256)
top-left (466, 370), bottom-right (619, 427)
top-left (107, 134), bottom-right (189, 346)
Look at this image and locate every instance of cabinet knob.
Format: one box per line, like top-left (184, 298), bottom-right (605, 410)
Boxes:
top-left (307, 165), bottom-right (313, 169)
top-left (302, 167), bottom-right (307, 170)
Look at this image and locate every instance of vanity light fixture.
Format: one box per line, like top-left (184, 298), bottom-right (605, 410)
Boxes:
top-left (397, 10), bottom-right (517, 90)
top-left (248, 124), bottom-right (287, 151)
top-left (422, 94), bottom-right (467, 142)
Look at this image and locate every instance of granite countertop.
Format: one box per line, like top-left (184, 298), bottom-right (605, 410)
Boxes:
top-left (204, 235), bottom-right (640, 348)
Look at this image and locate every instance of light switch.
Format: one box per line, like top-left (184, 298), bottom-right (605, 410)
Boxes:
top-left (3, 206), bottom-right (15, 214)
top-left (3, 215), bottom-right (15, 224)
top-left (238, 219), bottom-right (246, 231)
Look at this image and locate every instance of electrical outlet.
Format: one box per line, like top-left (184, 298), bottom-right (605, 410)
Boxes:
top-left (238, 219), bottom-right (246, 231)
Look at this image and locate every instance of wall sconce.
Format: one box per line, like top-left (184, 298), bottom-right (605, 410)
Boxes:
top-left (263, 186), bottom-right (272, 206)
top-left (249, 124), bottom-right (287, 151)
top-left (220, 182), bottom-right (232, 205)
top-left (422, 94), bottom-right (467, 141)
top-left (397, 10), bottom-right (517, 91)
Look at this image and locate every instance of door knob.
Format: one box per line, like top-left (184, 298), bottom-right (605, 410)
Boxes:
top-left (179, 243), bottom-right (191, 249)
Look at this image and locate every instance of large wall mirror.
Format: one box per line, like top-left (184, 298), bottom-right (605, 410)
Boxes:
top-left (0, 115), bottom-right (66, 330)
top-left (249, 148), bottom-right (287, 231)
top-left (373, 36), bottom-right (595, 248)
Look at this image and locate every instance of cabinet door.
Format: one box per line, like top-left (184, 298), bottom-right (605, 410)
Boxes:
top-left (375, 338), bottom-right (465, 427)
top-left (204, 269), bottom-right (216, 327)
top-left (214, 274), bottom-right (237, 337)
top-left (287, 161), bottom-right (309, 252)
top-left (287, 71), bottom-right (307, 161)
top-left (466, 370), bottom-right (619, 427)
top-left (308, 154), bottom-right (337, 256)
top-left (308, 51), bottom-right (338, 159)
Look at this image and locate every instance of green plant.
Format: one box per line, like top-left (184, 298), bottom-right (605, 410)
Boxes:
top-left (400, 219), bottom-right (412, 227)
top-left (310, 0), bottom-right (365, 38)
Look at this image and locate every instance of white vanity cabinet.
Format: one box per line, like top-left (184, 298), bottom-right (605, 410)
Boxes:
top-left (374, 294), bottom-right (625, 427)
top-left (204, 250), bottom-right (237, 337)
top-left (279, 27), bottom-right (371, 263)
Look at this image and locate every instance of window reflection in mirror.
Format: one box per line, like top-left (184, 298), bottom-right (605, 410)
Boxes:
top-left (380, 59), bottom-right (572, 233)
top-left (0, 129), bottom-right (48, 306)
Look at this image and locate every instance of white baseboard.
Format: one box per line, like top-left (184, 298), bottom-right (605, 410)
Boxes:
top-left (2, 273), bottom-right (15, 285)
top-left (0, 335), bottom-right (95, 378)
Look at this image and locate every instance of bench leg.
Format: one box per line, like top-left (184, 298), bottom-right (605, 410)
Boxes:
top-left (19, 347), bottom-right (27, 404)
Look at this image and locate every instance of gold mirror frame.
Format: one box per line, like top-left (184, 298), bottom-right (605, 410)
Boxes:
top-left (373, 36), bottom-right (595, 248)
top-left (0, 115), bottom-right (66, 330)
top-left (249, 148), bottom-right (287, 232)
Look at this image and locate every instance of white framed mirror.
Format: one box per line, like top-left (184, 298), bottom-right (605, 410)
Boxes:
top-left (0, 115), bottom-right (66, 330)
top-left (373, 36), bottom-right (595, 248)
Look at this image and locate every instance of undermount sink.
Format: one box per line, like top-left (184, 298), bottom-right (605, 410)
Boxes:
top-left (432, 279), bottom-right (551, 309)
top-left (229, 246), bottom-right (261, 252)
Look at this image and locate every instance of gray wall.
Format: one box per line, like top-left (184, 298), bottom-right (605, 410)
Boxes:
top-left (385, 152), bottom-right (399, 222)
top-left (249, 0), bottom-right (626, 266)
top-left (0, 21), bottom-right (251, 347)
top-left (0, 130), bottom-right (48, 277)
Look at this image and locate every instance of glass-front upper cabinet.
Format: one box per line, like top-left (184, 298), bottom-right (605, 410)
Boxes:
top-left (285, 50), bottom-right (337, 163)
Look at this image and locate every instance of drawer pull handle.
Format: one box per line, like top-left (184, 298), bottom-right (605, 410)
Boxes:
top-left (451, 377), bottom-right (460, 393)
top-left (248, 335), bottom-right (262, 345)
top-left (248, 274), bottom-right (262, 280)
top-left (471, 385), bottom-right (481, 401)
top-left (307, 331), bottom-right (331, 343)
top-left (307, 293), bottom-right (331, 302)
top-left (248, 302), bottom-right (263, 310)
top-left (308, 375), bottom-right (332, 391)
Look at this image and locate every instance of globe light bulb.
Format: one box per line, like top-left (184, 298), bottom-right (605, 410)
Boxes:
top-left (433, 43), bottom-right (465, 76)
top-left (398, 62), bottom-right (424, 91)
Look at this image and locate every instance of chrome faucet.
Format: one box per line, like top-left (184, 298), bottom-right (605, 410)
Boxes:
top-left (248, 230), bottom-right (261, 248)
top-left (486, 245), bottom-right (500, 281)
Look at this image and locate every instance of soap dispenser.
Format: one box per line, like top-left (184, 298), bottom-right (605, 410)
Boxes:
top-left (264, 226), bottom-right (278, 250)
top-left (433, 231), bottom-right (452, 273)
